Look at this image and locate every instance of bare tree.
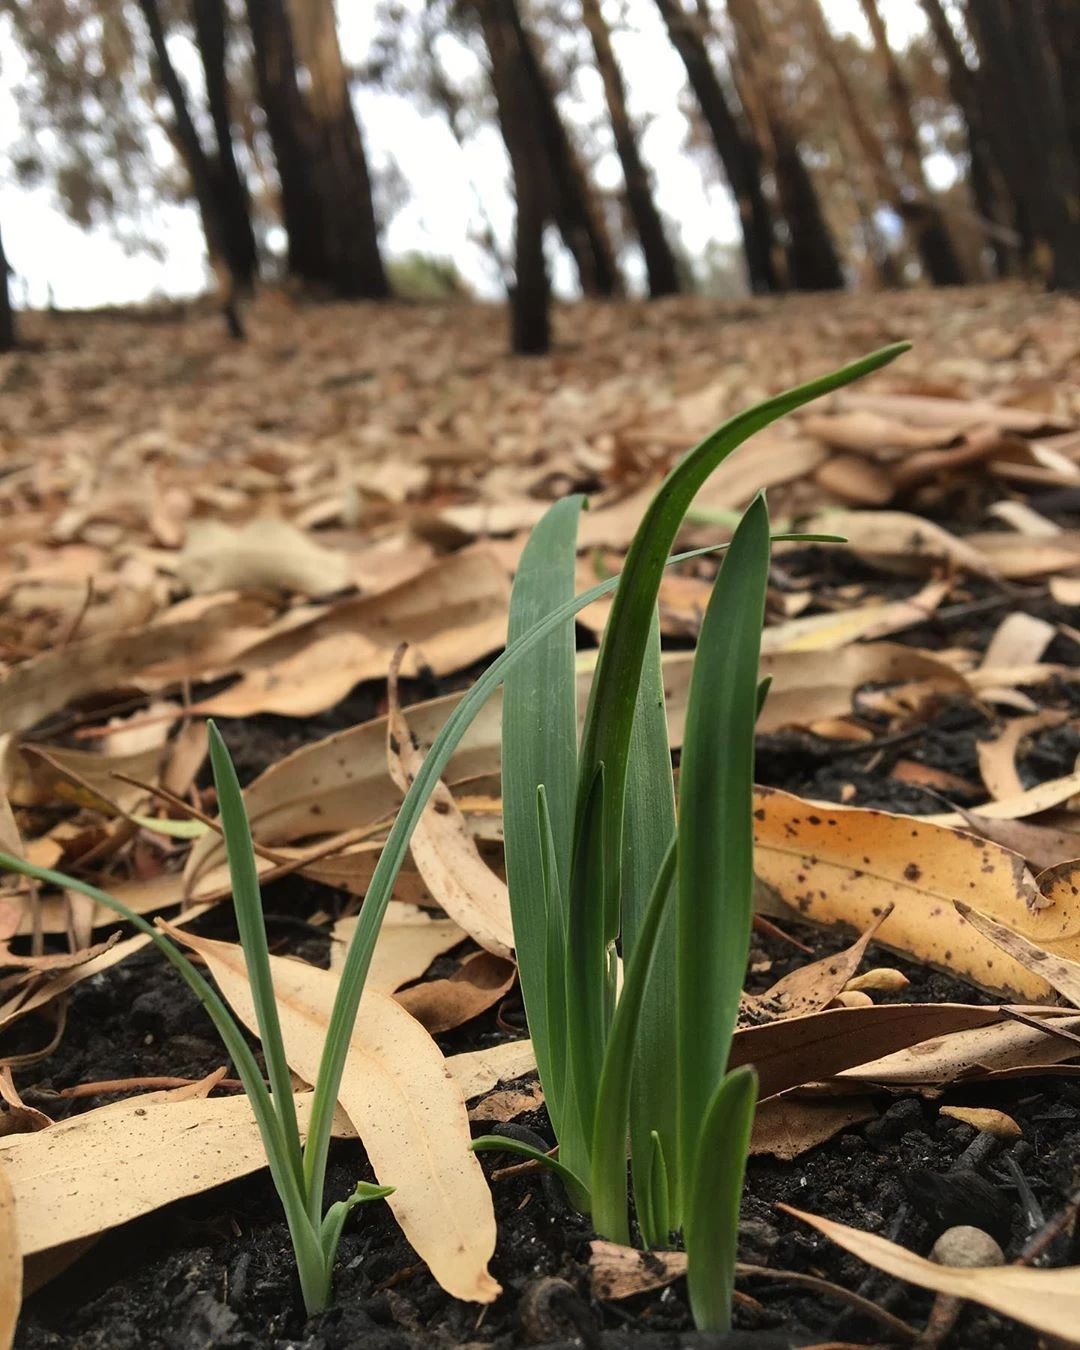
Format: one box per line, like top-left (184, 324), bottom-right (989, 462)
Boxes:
top-left (0, 224), bottom-right (14, 352)
top-left (580, 0), bottom-right (680, 297)
top-left (965, 0), bottom-right (1080, 290)
top-left (654, 0), bottom-right (781, 292)
top-left (726, 0), bottom-right (844, 290)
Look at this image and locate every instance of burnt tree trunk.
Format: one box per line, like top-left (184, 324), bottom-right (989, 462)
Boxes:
top-left (580, 0), bottom-right (679, 297)
top-left (727, 0), bottom-right (844, 290)
top-left (137, 0), bottom-right (245, 336)
top-left (245, 0), bottom-right (325, 284)
top-left (191, 0), bottom-right (257, 289)
top-left (0, 224), bottom-right (14, 353)
top-left (475, 0), bottom-right (551, 352)
top-left (283, 0), bottom-right (389, 298)
top-left (507, 0), bottom-right (621, 298)
top-left (918, 0), bottom-right (1016, 277)
top-left (654, 0), bottom-right (780, 292)
top-left (966, 0), bottom-right (1080, 290)
top-left (858, 0), bottom-right (967, 285)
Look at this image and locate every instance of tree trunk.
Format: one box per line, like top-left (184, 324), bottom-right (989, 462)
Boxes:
top-left (475, 0), bottom-right (551, 352)
top-left (858, 0), bottom-right (967, 284)
top-left (726, 0), bottom-right (844, 290)
top-left (918, 0), bottom-right (1016, 277)
top-left (507, 0), bottom-right (621, 298)
top-left (191, 0), bottom-right (257, 290)
top-left (580, 0), bottom-right (679, 297)
top-left (245, 0), bottom-right (325, 284)
top-left (966, 0), bottom-right (1080, 290)
top-left (283, 0), bottom-right (389, 299)
top-left (137, 0), bottom-right (244, 335)
top-left (0, 224), bottom-right (14, 353)
top-left (654, 0), bottom-right (779, 291)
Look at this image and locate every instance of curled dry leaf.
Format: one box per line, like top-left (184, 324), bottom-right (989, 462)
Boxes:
top-left (385, 670), bottom-right (514, 959)
top-left (942, 804), bottom-right (1080, 874)
top-left (938, 1106), bottom-right (1022, 1139)
top-left (750, 1095), bottom-right (876, 1160)
top-left (977, 711), bottom-right (1072, 801)
top-left (395, 949), bottom-right (516, 1034)
top-left (0, 1089), bottom-right (355, 1259)
top-left (0, 1158), bottom-right (20, 1349)
top-left (753, 786), bottom-right (1064, 1000)
top-left (175, 517), bottom-right (353, 597)
top-left (198, 550), bottom-right (510, 719)
top-left (955, 900), bottom-right (1080, 1007)
top-left (468, 1080), bottom-right (545, 1124)
top-left (164, 927), bottom-right (500, 1304)
top-left (923, 768), bottom-right (1080, 827)
top-left (331, 906), bottom-right (465, 993)
top-left (780, 1204), bottom-right (1080, 1342)
top-left (444, 1039), bottom-right (536, 1100)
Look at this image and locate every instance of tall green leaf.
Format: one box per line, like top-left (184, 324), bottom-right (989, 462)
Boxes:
top-left (620, 611), bottom-right (678, 1243)
top-left (675, 493), bottom-right (770, 1199)
top-left (573, 344), bottom-right (909, 947)
top-left (684, 1066), bottom-right (758, 1332)
top-left (502, 494), bottom-right (582, 1132)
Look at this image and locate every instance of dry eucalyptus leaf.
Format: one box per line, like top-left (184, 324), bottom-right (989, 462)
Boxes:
top-left (938, 1106), bottom-right (1022, 1138)
top-left (781, 1204), bottom-right (1080, 1341)
top-left (163, 927), bottom-right (500, 1304)
top-left (175, 517), bottom-right (352, 596)
top-left (331, 907), bottom-right (465, 992)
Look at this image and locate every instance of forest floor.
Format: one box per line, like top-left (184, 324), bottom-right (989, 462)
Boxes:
top-left (1, 283), bottom-right (1079, 1349)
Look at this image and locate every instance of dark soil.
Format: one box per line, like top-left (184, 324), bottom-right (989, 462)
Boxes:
top-left (8, 545), bottom-right (1080, 1350)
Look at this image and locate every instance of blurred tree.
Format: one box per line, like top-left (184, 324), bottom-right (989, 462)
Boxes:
top-left (725, 0), bottom-right (844, 290)
top-left (917, 0), bottom-right (1016, 277)
top-left (579, 0), bottom-right (680, 297)
top-left (857, 0), bottom-right (966, 284)
top-left (0, 224), bottom-right (14, 351)
top-left (135, 0), bottom-right (248, 334)
top-left (964, 0), bottom-right (1080, 291)
top-left (653, 0), bottom-right (780, 292)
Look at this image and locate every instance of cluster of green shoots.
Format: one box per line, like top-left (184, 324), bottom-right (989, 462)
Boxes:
top-left (0, 344), bottom-right (906, 1326)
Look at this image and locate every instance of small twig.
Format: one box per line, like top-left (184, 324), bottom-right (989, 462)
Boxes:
top-left (1015, 1186), bottom-right (1080, 1266)
top-left (58, 577), bottom-right (95, 650)
top-left (55, 1073), bottom-right (245, 1099)
top-left (1001, 1006), bottom-right (1080, 1049)
top-left (739, 1262), bottom-right (916, 1343)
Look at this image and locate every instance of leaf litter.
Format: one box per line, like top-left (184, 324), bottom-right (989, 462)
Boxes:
top-left (1, 287), bottom-right (1079, 1346)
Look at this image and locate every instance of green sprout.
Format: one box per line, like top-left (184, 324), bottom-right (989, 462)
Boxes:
top-left (473, 342), bottom-right (909, 1331)
top-left (0, 342), bottom-right (907, 1323)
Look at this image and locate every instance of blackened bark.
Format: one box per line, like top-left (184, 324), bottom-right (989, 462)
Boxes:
top-left (727, 0), bottom-right (844, 290)
top-left (191, 0), bottom-right (257, 289)
top-left (653, 0), bottom-right (780, 292)
top-left (137, 0), bottom-right (245, 335)
top-left (475, 0), bottom-right (551, 352)
top-left (967, 0), bottom-right (1080, 290)
top-left (0, 224), bottom-right (14, 352)
top-left (858, 0), bottom-right (967, 284)
top-left (283, 0), bottom-right (389, 298)
top-left (580, 0), bottom-right (679, 297)
top-left (918, 0), bottom-right (1016, 276)
top-left (508, 1), bottom-right (621, 297)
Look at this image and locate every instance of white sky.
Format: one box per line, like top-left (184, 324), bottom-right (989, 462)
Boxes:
top-left (0, 0), bottom-right (927, 309)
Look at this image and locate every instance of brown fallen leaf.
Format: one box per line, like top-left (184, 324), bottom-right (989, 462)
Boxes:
top-left (801, 510), bottom-right (998, 577)
top-left (468, 1080), bottom-right (544, 1123)
top-left (938, 1106), bottom-right (1022, 1138)
top-left (837, 1011), bottom-right (1080, 1086)
top-left (331, 907), bottom-right (465, 993)
top-left (743, 906), bottom-right (892, 1021)
top-left (395, 949), bottom-right (516, 1033)
top-left (445, 1040), bottom-right (537, 1100)
top-left (780, 1204), bottom-right (1080, 1341)
top-left (198, 550), bottom-right (510, 718)
top-left (942, 805), bottom-right (1080, 874)
top-left (750, 1095), bottom-right (876, 1159)
top-left (980, 613), bottom-right (1057, 670)
top-left (924, 769), bottom-right (1080, 827)
top-left (0, 1089), bottom-right (356, 1258)
top-left (175, 517), bottom-right (353, 596)
top-left (759, 580), bottom-right (950, 654)
top-left (977, 711), bottom-right (1072, 801)
top-left (955, 900), bottom-right (1080, 1007)
top-left (0, 1155), bottom-right (20, 1348)
top-left (164, 927), bottom-right (500, 1303)
top-left (385, 668), bottom-right (514, 959)
top-left (0, 599), bottom-right (256, 738)
top-left (730, 1002), bottom-right (1005, 1099)
top-left (753, 787), bottom-right (1059, 999)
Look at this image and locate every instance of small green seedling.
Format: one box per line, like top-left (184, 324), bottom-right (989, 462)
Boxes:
top-left (473, 343), bottom-right (909, 1330)
top-left (0, 342), bottom-right (906, 1321)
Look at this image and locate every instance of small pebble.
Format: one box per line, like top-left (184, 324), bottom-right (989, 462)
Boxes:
top-left (930, 1225), bottom-right (1005, 1268)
